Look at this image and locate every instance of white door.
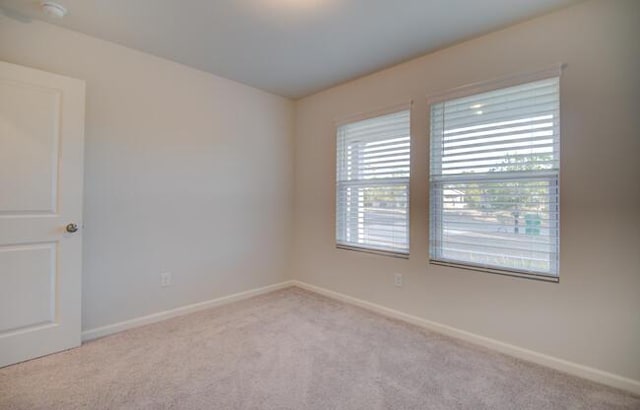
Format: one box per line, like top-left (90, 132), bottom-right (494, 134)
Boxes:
top-left (0, 61), bottom-right (85, 367)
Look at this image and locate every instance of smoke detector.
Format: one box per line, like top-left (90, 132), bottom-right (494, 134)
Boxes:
top-left (41, 1), bottom-right (68, 18)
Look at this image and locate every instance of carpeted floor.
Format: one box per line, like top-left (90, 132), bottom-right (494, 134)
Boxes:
top-left (0, 287), bottom-right (638, 410)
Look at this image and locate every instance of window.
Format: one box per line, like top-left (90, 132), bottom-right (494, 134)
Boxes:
top-left (336, 109), bottom-right (411, 256)
top-left (429, 74), bottom-right (560, 280)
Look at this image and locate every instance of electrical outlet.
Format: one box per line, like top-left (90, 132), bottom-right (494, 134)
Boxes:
top-left (160, 272), bottom-right (172, 287)
top-left (394, 273), bottom-right (403, 287)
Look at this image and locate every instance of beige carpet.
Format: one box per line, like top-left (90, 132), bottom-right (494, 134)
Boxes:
top-left (0, 288), bottom-right (638, 410)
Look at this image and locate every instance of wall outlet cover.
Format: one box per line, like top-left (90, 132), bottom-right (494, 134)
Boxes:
top-left (160, 272), bottom-right (172, 287)
top-left (394, 273), bottom-right (403, 287)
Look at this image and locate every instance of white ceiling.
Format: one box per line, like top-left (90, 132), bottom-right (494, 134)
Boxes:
top-left (0, 0), bottom-right (580, 98)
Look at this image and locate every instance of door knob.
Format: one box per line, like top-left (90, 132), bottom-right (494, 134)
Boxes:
top-left (65, 223), bottom-right (79, 233)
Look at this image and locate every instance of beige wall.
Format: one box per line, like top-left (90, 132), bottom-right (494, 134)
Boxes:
top-left (0, 14), bottom-right (295, 331)
top-left (293, 0), bottom-right (640, 382)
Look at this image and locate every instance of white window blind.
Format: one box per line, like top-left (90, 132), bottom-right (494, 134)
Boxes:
top-left (430, 76), bottom-right (560, 279)
top-left (336, 109), bottom-right (410, 256)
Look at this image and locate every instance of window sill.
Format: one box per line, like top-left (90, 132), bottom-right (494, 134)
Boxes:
top-left (429, 259), bottom-right (559, 283)
top-left (337, 244), bottom-right (409, 259)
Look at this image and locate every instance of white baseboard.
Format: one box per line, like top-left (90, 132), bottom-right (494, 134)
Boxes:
top-left (292, 280), bottom-right (640, 395)
top-left (81, 280), bottom-right (295, 342)
top-left (80, 278), bottom-right (639, 395)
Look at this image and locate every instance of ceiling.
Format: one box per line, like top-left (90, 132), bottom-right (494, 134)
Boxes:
top-left (0, 0), bottom-right (580, 99)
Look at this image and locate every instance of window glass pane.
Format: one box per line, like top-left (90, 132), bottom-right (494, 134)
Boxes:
top-left (337, 110), bottom-right (410, 254)
top-left (430, 77), bottom-right (560, 277)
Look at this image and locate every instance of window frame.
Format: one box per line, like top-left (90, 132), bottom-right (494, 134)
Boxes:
top-left (335, 102), bottom-right (412, 258)
top-left (427, 66), bottom-right (564, 282)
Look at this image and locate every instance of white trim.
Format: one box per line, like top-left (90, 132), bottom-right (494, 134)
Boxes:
top-left (336, 244), bottom-right (410, 259)
top-left (426, 63), bottom-right (566, 104)
top-left (429, 260), bottom-right (559, 283)
top-left (80, 278), bottom-right (640, 395)
top-left (81, 281), bottom-right (295, 342)
top-left (334, 100), bottom-right (412, 127)
top-left (292, 280), bottom-right (640, 395)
